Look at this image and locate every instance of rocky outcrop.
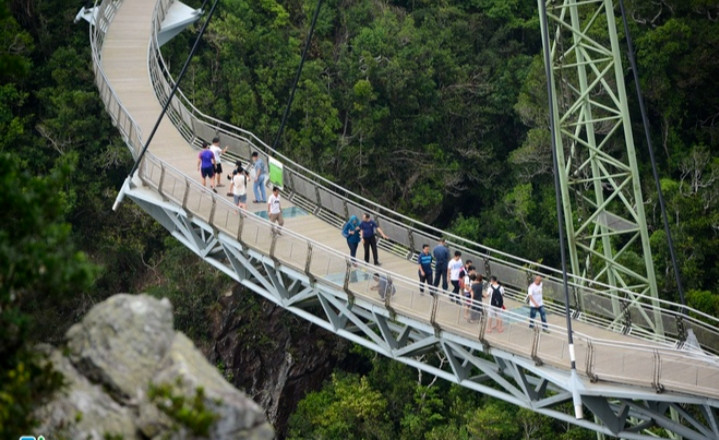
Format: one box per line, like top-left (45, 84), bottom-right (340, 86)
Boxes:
top-left (206, 287), bottom-right (350, 438)
top-left (36, 294), bottom-right (274, 440)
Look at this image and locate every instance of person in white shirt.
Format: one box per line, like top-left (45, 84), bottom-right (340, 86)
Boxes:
top-left (527, 275), bottom-right (549, 333)
top-left (232, 169), bottom-right (248, 210)
top-left (267, 186), bottom-right (284, 234)
top-left (209, 137), bottom-right (229, 188)
top-left (447, 251), bottom-right (463, 304)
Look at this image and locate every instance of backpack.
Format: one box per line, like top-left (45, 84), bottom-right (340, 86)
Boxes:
top-left (490, 285), bottom-right (503, 308)
top-left (341, 222), bottom-right (350, 238)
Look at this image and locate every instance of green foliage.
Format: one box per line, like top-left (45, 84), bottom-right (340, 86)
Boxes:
top-left (0, 149), bottom-right (96, 437)
top-left (466, 401), bottom-right (520, 440)
top-left (145, 238), bottom-right (229, 341)
top-left (287, 372), bottom-right (393, 439)
top-left (686, 290), bottom-right (719, 322)
top-left (149, 378), bottom-right (219, 437)
top-left (289, 346), bottom-right (593, 439)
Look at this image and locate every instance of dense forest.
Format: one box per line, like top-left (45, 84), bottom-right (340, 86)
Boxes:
top-left (1, 0), bottom-right (717, 438)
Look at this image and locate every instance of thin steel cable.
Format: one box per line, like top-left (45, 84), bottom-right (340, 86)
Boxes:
top-left (270, 0), bottom-right (324, 152)
top-left (128, 0), bottom-right (220, 178)
top-left (618, 0), bottom-right (686, 315)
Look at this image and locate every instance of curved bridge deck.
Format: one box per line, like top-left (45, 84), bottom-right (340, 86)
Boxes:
top-left (92, 0), bottom-right (719, 438)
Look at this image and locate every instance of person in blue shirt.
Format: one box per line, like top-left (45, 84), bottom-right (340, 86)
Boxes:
top-left (251, 151), bottom-right (267, 203)
top-left (196, 141), bottom-right (216, 193)
top-left (359, 213), bottom-right (388, 266)
top-left (342, 215), bottom-right (361, 264)
top-left (432, 238), bottom-right (450, 292)
top-left (418, 244), bottom-right (434, 295)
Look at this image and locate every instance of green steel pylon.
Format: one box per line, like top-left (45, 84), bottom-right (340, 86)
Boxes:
top-left (537, 0), bottom-right (663, 336)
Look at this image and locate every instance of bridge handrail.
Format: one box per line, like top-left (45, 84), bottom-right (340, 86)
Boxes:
top-left (89, 0), bottom-right (719, 399)
top-left (136, 146), bottom-right (719, 399)
top-left (145, 0), bottom-right (719, 354)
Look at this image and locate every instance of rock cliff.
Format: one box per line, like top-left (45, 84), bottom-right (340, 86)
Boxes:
top-left (205, 287), bottom-right (350, 437)
top-left (35, 293), bottom-right (274, 440)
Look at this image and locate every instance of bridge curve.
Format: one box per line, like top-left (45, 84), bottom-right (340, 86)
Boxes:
top-left (90, 0), bottom-right (719, 438)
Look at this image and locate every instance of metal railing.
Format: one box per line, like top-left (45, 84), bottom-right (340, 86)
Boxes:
top-left (89, 0), bottom-right (719, 400)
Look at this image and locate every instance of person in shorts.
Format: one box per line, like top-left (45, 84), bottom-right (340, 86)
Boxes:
top-left (210, 137), bottom-right (229, 189)
top-left (487, 276), bottom-right (505, 333)
top-left (232, 169), bottom-right (248, 210)
top-left (267, 186), bottom-right (284, 234)
top-left (196, 141), bottom-right (216, 192)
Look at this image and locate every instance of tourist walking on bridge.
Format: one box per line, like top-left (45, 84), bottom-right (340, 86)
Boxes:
top-left (487, 276), bottom-right (505, 333)
top-left (359, 213), bottom-right (388, 266)
top-left (210, 137), bottom-right (229, 189)
top-left (418, 244), bottom-right (433, 295)
top-left (197, 141), bottom-right (216, 193)
top-left (267, 186), bottom-right (284, 235)
top-left (469, 274), bottom-right (484, 323)
top-left (527, 275), bottom-right (549, 333)
top-left (432, 238), bottom-right (449, 292)
top-left (342, 215), bottom-right (361, 264)
top-left (448, 251), bottom-right (464, 304)
top-left (251, 152), bottom-right (267, 203)
top-left (232, 169), bottom-right (248, 211)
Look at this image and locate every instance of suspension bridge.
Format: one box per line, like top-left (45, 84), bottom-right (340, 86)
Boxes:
top-left (85, 0), bottom-right (719, 438)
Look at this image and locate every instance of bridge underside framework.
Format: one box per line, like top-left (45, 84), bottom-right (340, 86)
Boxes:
top-left (90, 0), bottom-right (719, 438)
top-left (127, 184), bottom-right (719, 440)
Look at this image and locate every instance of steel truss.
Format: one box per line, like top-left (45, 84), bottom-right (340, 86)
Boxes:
top-left (538, 0), bottom-right (664, 335)
top-left (123, 180), bottom-right (719, 440)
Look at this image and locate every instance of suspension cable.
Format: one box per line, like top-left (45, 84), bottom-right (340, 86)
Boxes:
top-left (270, 0), bottom-right (324, 152)
top-left (618, 0), bottom-right (686, 316)
top-left (127, 0), bottom-right (220, 178)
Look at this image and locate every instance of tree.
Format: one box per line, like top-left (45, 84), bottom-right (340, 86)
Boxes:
top-left (0, 152), bottom-right (96, 437)
top-left (287, 372), bottom-right (393, 440)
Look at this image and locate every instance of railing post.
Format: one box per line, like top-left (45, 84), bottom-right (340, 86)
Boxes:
top-left (621, 297), bottom-right (632, 335)
top-left (286, 170), bottom-right (296, 198)
top-left (343, 260), bottom-right (355, 308)
top-left (407, 229), bottom-right (416, 256)
top-left (314, 185), bottom-right (322, 211)
top-left (585, 340), bottom-right (597, 382)
top-left (236, 210), bottom-right (244, 242)
top-left (652, 350), bottom-right (664, 393)
top-left (342, 199), bottom-right (349, 219)
top-left (181, 179), bottom-right (190, 212)
top-left (530, 325), bottom-right (543, 366)
top-left (269, 229), bottom-right (278, 262)
top-left (478, 307), bottom-right (488, 344)
top-left (676, 315), bottom-right (687, 344)
top-left (384, 275), bottom-right (396, 319)
top-left (157, 164), bottom-right (166, 199)
top-left (430, 293), bottom-right (441, 334)
top-left (207, 195), bottom-right (217, 225)
top-left (304, 242), bottom-right (315, 283)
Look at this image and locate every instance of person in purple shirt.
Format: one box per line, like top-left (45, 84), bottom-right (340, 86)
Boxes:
top-left (197, 141), bottom-right (216, 193)
top-left (359, 213), bottom-right (388, 266)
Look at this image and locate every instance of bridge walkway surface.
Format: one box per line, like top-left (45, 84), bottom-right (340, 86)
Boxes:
top-left (92, 0), bottom-right (719, 438)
